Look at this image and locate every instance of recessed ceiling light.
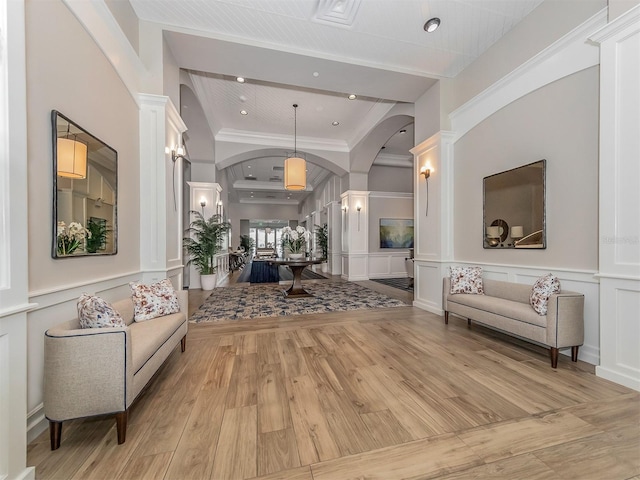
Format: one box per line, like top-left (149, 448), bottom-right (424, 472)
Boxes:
top-left (247, 165), bottom-right (252, 168)
top-left (248, 174), bottom-right (253, 177)
top-left (240, 110), bottom-right (248, 115)
top-left (399, 129), bottom-right (407, 134)
top-left (424, 17), bottom-right (440, 33)
top-left (313, 71), bottom-right (319, 77)
top-left (236, 76), bottom-right (245, 83)
top-left (332, 121), bottom-right (340, 126)
top-left (348, 94), bottom-right (357, 100)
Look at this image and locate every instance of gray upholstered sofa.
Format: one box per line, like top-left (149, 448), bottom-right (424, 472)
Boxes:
top-left (43, 289), bottom-right (188, 450)
top-left (443, 277), bottom-right (584, 368)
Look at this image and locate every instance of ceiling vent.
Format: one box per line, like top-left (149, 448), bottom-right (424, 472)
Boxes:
top-left (269, 176), bottom-right (282, 182)
top-left (273, 166), bottom-right (284, 171)
top-left (244, 176), bottom-right (257, 181)
top-left (314, 0), bottom-right (361, 27)
top-left (266, 195), bottom-right (276, 199)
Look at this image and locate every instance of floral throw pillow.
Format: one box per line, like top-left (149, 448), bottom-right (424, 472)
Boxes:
top-left (530, 274), bottom-right (561, 315)
top-left (450, 266), bottom-right (484, 295)
top-left (129, 279), bottom-right (180, 322)
top-left (77, 294), bottom-right (126, 329)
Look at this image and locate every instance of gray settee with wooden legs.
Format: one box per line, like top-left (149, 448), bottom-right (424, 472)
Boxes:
top-left (43, 290), bottom-right (188, 450)
top-left (443, 277), bottom-right (584, 368)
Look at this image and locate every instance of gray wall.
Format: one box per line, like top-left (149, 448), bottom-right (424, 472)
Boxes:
top-left (368, 196), bottom-right (414, 252)
top-left (368, 165), bottom-right (413, 193)
top-left (453, 67), bottom-right (599, 270)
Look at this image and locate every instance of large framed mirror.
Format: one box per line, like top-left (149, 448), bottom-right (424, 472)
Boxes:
top-left (483, 159), bottom-right (545, 249)
top-left (52, 110), bottom-right (117, 258)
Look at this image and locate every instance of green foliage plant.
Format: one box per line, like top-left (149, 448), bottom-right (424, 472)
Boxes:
top-left (183, 211), bottom-right (231, 275)
top-left (315, 223), bottom-right (328, 260)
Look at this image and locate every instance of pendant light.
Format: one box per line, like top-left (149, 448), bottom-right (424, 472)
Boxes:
top-left (284, 104), bottom-right (306, 191)
top-left (57, 123), bottom-right (87, 179)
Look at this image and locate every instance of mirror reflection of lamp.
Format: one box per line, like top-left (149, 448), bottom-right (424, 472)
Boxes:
top-left (511, 225), bottom-right (524, 246)
top-left (57, 124), bottom-right (87, 179)
top-left (486, 226), bottom-right (501, 247)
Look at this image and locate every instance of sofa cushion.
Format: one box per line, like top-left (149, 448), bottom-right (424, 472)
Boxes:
top-left (77, 294), bottom-right (126, 329)
top-left (530, 274), bottom-right (561, 315)
top-left (448, 293), bottom-right (546, 328)
top-left (450, 266), bottom-right (484, 294)
top-left (129, 279), bottom-right (180, 322)
top-left (130, 312), bottom-right (186, 373)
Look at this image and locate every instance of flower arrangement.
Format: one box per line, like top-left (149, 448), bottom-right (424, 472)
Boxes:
top-left (57, 221), bottom-right (90, 256)
top-left (281, 225), bottom-right (311, 255)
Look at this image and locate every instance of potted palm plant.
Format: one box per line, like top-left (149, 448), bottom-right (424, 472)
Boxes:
top-left (183, 211), bottom-right (230, 290)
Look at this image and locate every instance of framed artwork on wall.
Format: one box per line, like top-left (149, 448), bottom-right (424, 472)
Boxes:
top-left (380, 218), bottom-right (414, 248)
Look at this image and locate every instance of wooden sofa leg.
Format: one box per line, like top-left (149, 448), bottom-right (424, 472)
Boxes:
top-left (181, 335), bottom-right (186, 353)
top-left (571, 346), bottom-right (579, 362)
top-left (550, 347), bottom-right (559, 368)
top-left (444, 311), bottom-right (449, 324)
top-left (115, 411), bottom-right (128, 445)
top-left (49, 421), bottom-right (62, 451)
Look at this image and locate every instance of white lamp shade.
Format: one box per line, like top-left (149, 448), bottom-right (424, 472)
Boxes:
top-left (511, 226), bottom-right (524, 239)
top-left (486, 226), bottom-right (500, 238)
top-left (57, 137), bottom-right (87, 179)
top-left (284, 156), bottom-right (306, 190)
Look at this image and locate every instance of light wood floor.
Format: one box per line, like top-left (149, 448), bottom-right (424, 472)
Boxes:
top-left (28, 276), bottom-right (639, 480)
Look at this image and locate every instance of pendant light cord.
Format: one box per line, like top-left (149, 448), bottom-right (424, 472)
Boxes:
top-left (293, 104), bottom-right (298, 155)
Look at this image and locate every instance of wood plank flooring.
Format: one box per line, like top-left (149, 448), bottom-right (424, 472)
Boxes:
top-left (28, 278), bottom-right (639, 479)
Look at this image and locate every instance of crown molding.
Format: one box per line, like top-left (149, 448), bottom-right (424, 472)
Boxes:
top-left (238, 198), bottom-right (299, 205)
top-left (216, 128), bottom-right (349, 152)
top-left (373, 153), bottom-right (413, 168)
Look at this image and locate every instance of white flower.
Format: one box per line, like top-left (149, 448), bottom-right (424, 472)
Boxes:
top-left (296, 225), bottom-right (305, 234)
top-left (57, 221), bottom-right (66, 237)
top-left (290, 231), bottom-right (299, 241)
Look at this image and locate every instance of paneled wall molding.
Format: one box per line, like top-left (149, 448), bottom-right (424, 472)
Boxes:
top-left (414, 259), bottom-right (600, 365)
top-left (411, 131), bottom-right (455, 262)
top-left (341, 253), bottom-right (369, 281)
top-left (2, 1), bottom-right (36, 476)
top-left (29, 271), bottom-right (142, 311)
top-left (449, 8), bottom-right (607, 141)
top-left (368, 191), bottom-right (413, 199)
top-left (61, 0), bottom-right (147, 105)
top-left (591, 4), bottom-right (640, 391)
top-left (368, 252), bottom-right (412, 279)
top-left (0, 303), bottom-right (37, 319)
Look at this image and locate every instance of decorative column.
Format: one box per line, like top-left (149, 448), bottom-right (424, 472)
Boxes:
top-left (340, 190), bottom-right (369, 281)
top-left (0, 1), bottom-right (35, 478)
top-left (591, 6), bottom-right (640, 391)
top-left (327, 201), bottom-right (342, 275)
top-left (410, 131), bottom-right (455, 314)
top-left (138, 94), bottom-right (187, 287)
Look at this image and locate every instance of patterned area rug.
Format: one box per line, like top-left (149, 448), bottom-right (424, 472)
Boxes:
top-left (190, 282), bottom-right (407, 323)
top-left (371, 277), bottom-right (414, 292)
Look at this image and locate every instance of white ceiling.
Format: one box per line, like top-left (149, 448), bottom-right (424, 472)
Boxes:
top-left (129, 0), bottom-right (544, 205)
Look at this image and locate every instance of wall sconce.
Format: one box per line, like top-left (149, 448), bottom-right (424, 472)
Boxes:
top-left (217, 201), bottom-right (223, 217)
top-left (199, 197), bottom-right (206, 216)
top-left (420, 166), bottom-right (431, 216)
top-left (172, 145), bottom-right (186, 162)
top-left (356, 204), bottom-right (362, 231)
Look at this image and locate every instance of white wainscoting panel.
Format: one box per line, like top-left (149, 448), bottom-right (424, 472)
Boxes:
top-left (413, 261), bottom-right (447, 315)
top-left (368, 252), bottom-right (411, 278)
top-left (342, 254), bottom-right (368, 281)
top-left (597, 277), bottom-right (640, 391)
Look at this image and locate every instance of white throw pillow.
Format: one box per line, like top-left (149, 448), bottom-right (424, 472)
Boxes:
top-left (77, 293), bottom-right (125, 329)
top-left (450, 266), bottom-right (484, 295)
top-left (129, 279), bottom-right (180, 322)
top-left (530, 274), bottom-right (561, 315)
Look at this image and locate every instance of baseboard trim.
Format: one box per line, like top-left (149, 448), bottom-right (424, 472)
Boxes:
top-left (27, 404), bottom-right (47, 445)
top-left (596, 366), bottom-right (640, 392)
